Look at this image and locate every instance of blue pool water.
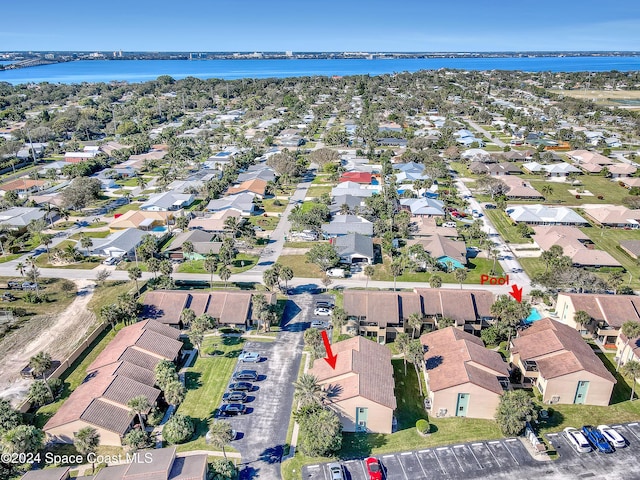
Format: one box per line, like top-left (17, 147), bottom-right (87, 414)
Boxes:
top-left (151, 226), bottom-right (168, 232)
top-left (524, 308), bottom-right (543, 324)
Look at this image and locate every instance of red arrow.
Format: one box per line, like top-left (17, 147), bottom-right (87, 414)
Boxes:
top-left (509, 284), bottom-right (523, 303)
top-left (321, 330), bottom-right (338, 369)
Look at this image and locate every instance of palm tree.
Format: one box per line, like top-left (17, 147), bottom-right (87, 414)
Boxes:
top-left (29, 351), bottom-right (53, 398)
top-left (396, 332), bottom-right (411, 374)
top-left (617, 321), bottom-right (640, 371)
top-left (219, 265), bottom-right (231, 288)
top-left (279, 265), bottom-right (293, 290)
top-left (364, 264), bottom-right (375, 289)
top-left (80, 235), bottom-right (93, 255)
top-left (407, 340), bottom-right (425, 396)
top-left (573, 310), bottom-right (592, 332)
top-left (390, 260), bottom-right (404, 292)
top-left (489, 248), bottom-right (500, 275)
top-left (407, 312), bottom-right (423, 339)
top-left (136, 175), bottom-right (148, 190)
top-left (74, 427), bottom-right (100, 473)
top-left (16, 262), bottom-right (26, 278)
top-left (293, 373), bottom-right (326, 408)
top-left (128, 266), bottom-right (142, 293)
top-left (180, 308), bottom-right (196, 329)
top-left (541, 184), bottom-right (553, 199)
top-left (622, 360), bottom-right (640, 401)
top-left (181, 241), bottom-right (194, 260)
top-left (454, 268), bottom-right (468, 289)
top-left (127, 395), bottom-right (150, 431)
top-left (41, 234), bottom-right (54, 260)
top-left (224, 216), bottom-right (241, 239)
top-left (203, 256), bottom-right (218, 291)
top-left (429, 274), bottom-right (442, 289)
top-left (207, 419), bottom-right (235, 460)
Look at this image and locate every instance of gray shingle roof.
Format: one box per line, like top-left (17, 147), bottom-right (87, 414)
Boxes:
top-left (80, 399), bottom-right (132, 434)
top-left (333, 233), bottom-right (374, 259)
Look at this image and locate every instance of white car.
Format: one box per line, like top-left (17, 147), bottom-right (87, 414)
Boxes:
top-left (314, 307), bottom-right (332, 316)
top-left (327, 462), bottom-right (344, 480)
top-left (563, 427), bottom-right (592, 453)
top-left (442, 222), bottom-right (457, 228)
top-left (310, 320), bottom-right (325, 329)
top-left (597, 425), bottom-right (626, 448)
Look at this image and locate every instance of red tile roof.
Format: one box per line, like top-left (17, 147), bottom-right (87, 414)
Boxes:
top-left (339, 172), bottom-right (372, 184)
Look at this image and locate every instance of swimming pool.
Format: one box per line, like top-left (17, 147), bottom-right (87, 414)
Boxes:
top-left (524, 308), bottom-right (543, 324)
top-left (151, 226), bottom-right (168, 232)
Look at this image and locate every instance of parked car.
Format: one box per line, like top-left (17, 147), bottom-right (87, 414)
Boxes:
top-left (218, 403), bottom-right (247, 416)
top-left (563, 427), bottom-right (592, 453)
top-left (1, 292), bottom-right (16, 302)
top-left (326, 268), bottom-right (345, 278)
top-left (327, 462), bottom-right (345, 480)
top-left (315, 301), bottom-right (334, 310)
top-left (311, 320), bottom-right (329, 329)
top-left (22, 282), bottom-right (38, 291)
top-left (222, 391), bottom-right (248, 403)
top-left (597, 425), bottom-right (626, 448)
top-left (364, 457), bottom-right (383, 480)
top-left (314, 307), bottom-right (332, 316)
top-left (103, 257), bottom-right (120, 266)
top-left (485, 204), bottom-right (497, 209)
top-left (442, 222), bottom-right (457, 228)
top-left (228, 382), bottom-right (253, 391)
top-left (582, 426), bottom-right (614, 453)
top-left (233, 370), bottom-right (258, 381)
top-left (7, 281), bottom-right (22, 290)
top-left (239, 352), bottom-right (261, 363)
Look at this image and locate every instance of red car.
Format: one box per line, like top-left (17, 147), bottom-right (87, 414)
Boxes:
top-left (365, 457), bottom-right (382, 480)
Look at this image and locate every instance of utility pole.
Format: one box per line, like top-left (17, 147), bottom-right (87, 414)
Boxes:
top-left (26, 127), bottom-right (37, 167)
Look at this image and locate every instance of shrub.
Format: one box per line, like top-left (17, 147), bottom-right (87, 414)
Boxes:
top-left (23, 292), bottom-right (43, 304)
top-left (597, 195), bottom-right (604, 200)
top-left (48, 378), bottom-right (64, 399)
top-left (416, 419), bottom-right (430, 434)
top-left (147, 406), bottom-right (165, 427)
top-left (575, 194), bottom-right (581, 199)
top-left (163, 414), bottom-right (194, 444)
top-left (273, 199), bottom-right (283, 207)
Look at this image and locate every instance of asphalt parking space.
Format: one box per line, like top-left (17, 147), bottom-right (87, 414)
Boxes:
top-left (434, 446), bottom-right (465, 476)
top-left (379, 453), bottom-right (407, 479)
top-left (469, 442), bottom-right (498, 468)
top-left (621, 422), bottom-right (640, 442)
top-left (396, 451), bottom-right (428, 478)
top-left (546, 432), bottom-right (579, 460)
top-left (485, 440), bottom-right (520, 467)
top-left (342, 459), bottom-right (368, 480)
top-left (451, 444), bottom-right (482, 471)
top-left (415, 449), bottom-right (445, 476)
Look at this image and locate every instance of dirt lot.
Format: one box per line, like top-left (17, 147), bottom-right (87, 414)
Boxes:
top-left (0, 279), bottom-right (97, 406)
top-left (550, 89), bottom-right (640, 108)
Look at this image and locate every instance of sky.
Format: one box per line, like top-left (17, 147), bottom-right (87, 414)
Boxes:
top-left (2, 0), bottom-right (639, 52)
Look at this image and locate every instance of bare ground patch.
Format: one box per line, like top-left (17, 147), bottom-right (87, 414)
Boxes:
top-left (0, 279), bottom-right (97, 405)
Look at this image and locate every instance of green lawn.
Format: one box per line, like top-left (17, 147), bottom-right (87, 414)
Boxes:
top-left (69, 230), bottom-right (111, 240)
top-left (0, 276), bottom-right (77, 318)
top-left (177, 254), bottom-right (259, 274)
top-left (35, 252), bottom-right (102, 270)
top-left (0, 253), bottom-right (22, 263)
top-left (108, 203), bottom-right (141, 217)
top-left (371, 256), bottom-right (504, 284)
top-left (311, 174), bottom-right (335, 185)
top-left (305, 186), bottom-right (332, 198)
top-left (277, 255), bottom-right (324, 278)
top-left (523, 175), bottom-right (630, 206)
top-left (175, 336), bottom-right (245, 452)
top-left (518, 257), bottom-right (547, 279)
top-left (579, 226), bottom-right (640, 288)
top-left (485, 210), bottom-right (533, 244)
top-left (116, 178), bottom-right (140, 187)
top-left (262, 198), bottom-right (287, 213)
top-left (86, 221), bottom-right (108, 229)
top-left (283, 241), bottom-right (327, 248)
top-left (248, 215), bottom-right (281, 231)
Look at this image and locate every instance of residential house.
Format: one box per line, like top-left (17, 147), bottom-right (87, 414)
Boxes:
top-left (339, 171), bottom-right (373, 184)
top-left (64, 151), bottom-right (98, 163)
top-left (87, 228), bottom-right (150, 259)
top-left (0, 178), bottom-right (47, 197)
top-left (92, 447), bottom-right (207, 480)
top-left (204, 192), bottom-right (256, 216)
top-left (20, 468), bottom-right (70, 480)
top-left (142, 290), bottom-right (276, 330)
top-left (140, 192), bottom-right (195, 212)
top-left (555, 293), bottom-right (640, 346)
top-left (413, 234), bottom-right (467, 270)
top-left (377, 137), bottom-right (407, 147)
top-left (399, 198), bottom-right (445, 217)
top-left (581, 204), bottom-right (640, 229)
top-left (521, 162), bottom-right (581, 177)
top-left (331, 233), bottom-right (374, 264)
top-left (342, 289), bottom-right (494, 342)
top-left (331, 181), bottom-right (375, 198)
top-left (237, 165), bottom-right (276, 183)
top-left (38, 161), bottom-right (68, 176)
top-left (226, 178), bottom-right (269, 198)
top-left (608, 163), bottom-right (636, 178)
top-left (620, 240), bottom-right (640, 259)
top-left (501, 176), bottom-right (544, 199)
top-left (189, 209), bottom-right (243, 232)
top-left (420, 327), bottom-right (509, 419)
top-left (469, 162), bottom-right (521, 176)
top-left (308, 337), bottom-right (396, 433)
top-left (0, 207), bottom-right (53, 231)
top-left (44, 321), bottom-right (182, 446)
top-left (510, 318), bottom-right (615, 406)
top-left (329, 194), bottom-right (366, 215)
top-left (567, 150), bottom-right (614, 174)
top-left (109, 210), bottom-right (173, 231)
top-left (532, 226), bottom-right (621, 268)
top-left (507, 205), bottom-right (588, 226)
top-left (322, 215), bottom-right (373, 237)
top-left (620, 178), bottom-right (640, 189)
top-left (99, 140), bottom-right (130, 157)
top-left (163, 230), bottom-right (221, 260)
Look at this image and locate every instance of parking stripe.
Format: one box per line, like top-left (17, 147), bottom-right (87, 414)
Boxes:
top-left (468, 444), bottom-right (483, 469)
top-left (360, 460), bottom-right (368, 478)
top-left (503, 441), bottom-right (520, 465)
top-left (485, 442), bottom-right (501, 466)
top-left (621, 423), bottom-right (640, 441)
top-left (450, 446), bottom-right (465, 472)
top-left (414, 452), bottom-right (428, 478)
top-left (431, 449), bottom-right (446, 474)
top-left (400, 452), bottom-right (412, 455)
top-left (396, 455), bottom-right (409, 480)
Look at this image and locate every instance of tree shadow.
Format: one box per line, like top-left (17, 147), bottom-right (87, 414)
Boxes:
top-left (183, 371), bottom-right (202, 390)
top-left (339, 433), bottom-right (388, 460)
top-left (325, 383), bottom-right (344, 400)
top-left (239, 465), bottom-right (260, 480)
top-left (258, 445), bottom-right (284, 464)
top-left (537, 407), bottom-right (564, 430)
top-left (425, 355), bottom-right (443, 370)
top-left (222, 336), bottom-right (246, 347)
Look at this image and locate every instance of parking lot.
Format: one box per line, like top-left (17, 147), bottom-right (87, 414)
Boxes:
top-left (304, 422), bottom-right (640, 479)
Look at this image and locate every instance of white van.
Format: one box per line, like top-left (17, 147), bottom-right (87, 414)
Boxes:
top-left (327, 268), bottom-right (346, 278)
top-left (442, 222), bottom-right (457, 228)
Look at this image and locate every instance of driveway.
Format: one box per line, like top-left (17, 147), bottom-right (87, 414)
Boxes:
top-left (224, 294), bottom-right (312, 479)
top-left (304, 422), bottom-right (640, 480)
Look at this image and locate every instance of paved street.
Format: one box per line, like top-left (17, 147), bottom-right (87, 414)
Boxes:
top-left (304, 422), bottom-right (640, 480)
top-left (225, 294), bottom-right (311, 480)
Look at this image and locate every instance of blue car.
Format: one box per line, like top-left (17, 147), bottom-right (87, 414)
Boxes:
top-left (582, 425), bottom-right (614, 453)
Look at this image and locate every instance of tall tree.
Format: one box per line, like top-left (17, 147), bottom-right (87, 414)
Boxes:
top-left (407, 340), bottom-right (425, 396)
top-left (495, 390), bottom-right (536, 436)
top-left (407, 312), bottom-right (423, 339)
top-left (364, 264), bottom-right (375, 289)
top-left (395, 332), bottom-right (411, 375)
top-left (74, 427), bottom-right (100, 473)
top-left (128, 266), bottom-right (142, 293)
top-left (127, 395), bottom-right (150, 431)
top-left (207, 419), bottom-right (235, 460)
top-left (29, 352), bottom-right (53, 398)
top-left (293, 374), bottom-right (326, 408)
top-left (454, 268), bottom-right (468, 289)
top-left (622, 360), bottom-right (640, 401)
top-left (617, 321), bottom-right (640, 371)
top-left (429, 274), bottom-right (442, 289)
top-left (203, 255), bottom-right (218, 291)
